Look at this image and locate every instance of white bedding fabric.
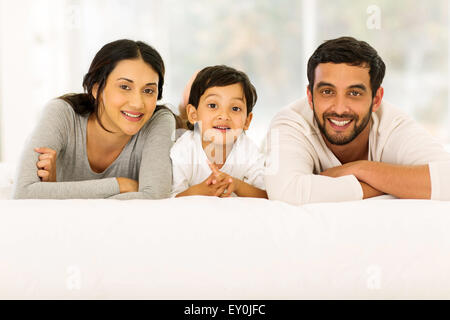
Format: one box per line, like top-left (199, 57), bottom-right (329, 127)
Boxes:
top-left (1, 196), bottom-right (450, 299)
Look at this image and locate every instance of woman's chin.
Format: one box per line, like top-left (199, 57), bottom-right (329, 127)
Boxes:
top-left (120, 125), bottom-right (142, 136)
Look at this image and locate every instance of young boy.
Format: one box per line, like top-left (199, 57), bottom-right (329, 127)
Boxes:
top-left (171, 65), bottom-right (267, 198)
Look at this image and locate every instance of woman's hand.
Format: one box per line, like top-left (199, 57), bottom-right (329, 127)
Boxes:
top-left (35, 147), bottom-right (57, 182)
top-left (116, 177), bottom-right (139, 193)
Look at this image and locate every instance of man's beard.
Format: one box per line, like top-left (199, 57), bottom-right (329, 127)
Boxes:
top-left (313, 101), bottom-right (373, 145)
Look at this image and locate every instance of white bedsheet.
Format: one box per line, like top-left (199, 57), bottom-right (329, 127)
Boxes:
top-left (1, 197), bottom-right (450, 299)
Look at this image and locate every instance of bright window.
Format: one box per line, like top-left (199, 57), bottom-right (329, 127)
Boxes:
top-left (0, 0), bottom-right (448, 162)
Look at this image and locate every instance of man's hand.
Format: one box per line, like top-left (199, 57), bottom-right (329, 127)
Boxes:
top-left (360, 181), bottom-right (385, 199)
top-left (321, 161), bottom-right (384, 199)
top-left (35, 147), bottom-right (57, 182)
top-left (321, 160), bottom-right (431, 199)
top-left (320, 161), bottom-right (364, 178)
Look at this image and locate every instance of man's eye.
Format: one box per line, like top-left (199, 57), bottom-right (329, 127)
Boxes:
top-left (349, 91), bottom-right (361, 97)
top-left (232, 106), bottom-right (241, 112)
top-left (120, 84), bottom-right (131, 90)
top-left (321, 89), bottom-right (333, 95)
top-left (208, 103), bottom-right (217, 109)
top-left (143, 88), bottom-right (154, 94)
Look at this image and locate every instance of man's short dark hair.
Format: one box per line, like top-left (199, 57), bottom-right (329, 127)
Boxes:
top-left (307, 36), bottom-right (386, 97)
top-left (188, 65), bottom-right (257, 115)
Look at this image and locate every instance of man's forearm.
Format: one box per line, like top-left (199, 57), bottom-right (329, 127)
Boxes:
top-left (355, 161), bottom-right (431, 199)
top-left (360, 181), bottom-right (385, 199)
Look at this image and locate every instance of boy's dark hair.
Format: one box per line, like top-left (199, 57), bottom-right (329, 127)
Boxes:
top-left (188, 65), bottom-right (257, 115)
top-left (307, 36), bottom-right (386, 97)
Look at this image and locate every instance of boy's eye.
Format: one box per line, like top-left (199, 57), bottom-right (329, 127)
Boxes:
top-left (232, 106), bottom-right (241, 112)
top-left (143, 88), bottom-right (154, 94)
top-left (207, 103), bottom-right (217, 109)
top-left (120, 84), bottom-right (131, 90)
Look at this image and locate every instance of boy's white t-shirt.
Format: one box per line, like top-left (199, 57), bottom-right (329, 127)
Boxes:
top-left (170, 128), bottom-right (265, 197)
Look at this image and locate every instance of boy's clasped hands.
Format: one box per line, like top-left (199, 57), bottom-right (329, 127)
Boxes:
top-left (195, 161), bottom-right (239, 197)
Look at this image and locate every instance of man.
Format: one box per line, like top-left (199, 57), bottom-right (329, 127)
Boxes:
top-left (265, 36), bottom-right (450, 205)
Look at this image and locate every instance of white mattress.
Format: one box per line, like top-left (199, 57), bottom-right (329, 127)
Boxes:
top-left (1, 196), bottom-right (450, 299)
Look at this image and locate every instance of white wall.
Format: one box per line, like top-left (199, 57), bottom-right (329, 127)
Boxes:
top-left (1, 0), bottom-right (449, 163)
top-left (0, 0), bottom-right (172, 163)
top-left (1, 0), bottom-right (75, 163)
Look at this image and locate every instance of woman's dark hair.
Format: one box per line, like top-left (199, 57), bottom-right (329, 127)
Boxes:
top-left (60, 39), bottom-right (182, 130)
top-left (307, 36), bottom-right (386, 98)
top-left (186, 65), bottom-right (257, 130)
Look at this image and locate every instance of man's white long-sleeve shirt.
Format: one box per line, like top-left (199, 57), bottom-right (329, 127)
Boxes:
top-left (264, 98), bottom-right (450, 205)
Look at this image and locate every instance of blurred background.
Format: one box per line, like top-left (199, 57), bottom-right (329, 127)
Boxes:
top-left (0, 0), bottom-right (449, 163)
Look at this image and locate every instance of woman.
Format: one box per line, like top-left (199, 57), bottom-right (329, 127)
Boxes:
top-left (13, 39), bottom-right (175, 199)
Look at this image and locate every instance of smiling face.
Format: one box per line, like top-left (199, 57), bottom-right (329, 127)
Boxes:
top-left (186, 83), bottom-right (253, 146)
top-left (93, 58), bottom-right (159, 136)
top-left (307, 62), bottom-right (383, 145)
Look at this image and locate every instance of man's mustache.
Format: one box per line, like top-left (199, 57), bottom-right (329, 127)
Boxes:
top-left (323, 112), bottom-right (358, 120)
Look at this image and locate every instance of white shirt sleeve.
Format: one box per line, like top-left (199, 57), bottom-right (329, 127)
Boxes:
top-left (170, 141), bottom-right (191, 197)
top-left (380, 112), bottom-right (450, 201)
top-left (242, 138), bottom-right (266, 190)
top-left (264, 118), bottom-right (362, 206)
top-left (429, 161), bottom-right (450, 200)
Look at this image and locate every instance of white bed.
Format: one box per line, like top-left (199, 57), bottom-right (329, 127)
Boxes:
top-left (1, 162), bottom-right (450, 299)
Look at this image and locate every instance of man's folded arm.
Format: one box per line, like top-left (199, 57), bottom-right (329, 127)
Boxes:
top-left (374, 116), bottom-right (450, 200)
top-left (264, 123), bottom-right (366, 205)
top-left (354, 161), bottom-right (431, 199)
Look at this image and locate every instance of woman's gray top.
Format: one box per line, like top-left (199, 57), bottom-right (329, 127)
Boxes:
top-left (13, 99), bottom-right (175, 199)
